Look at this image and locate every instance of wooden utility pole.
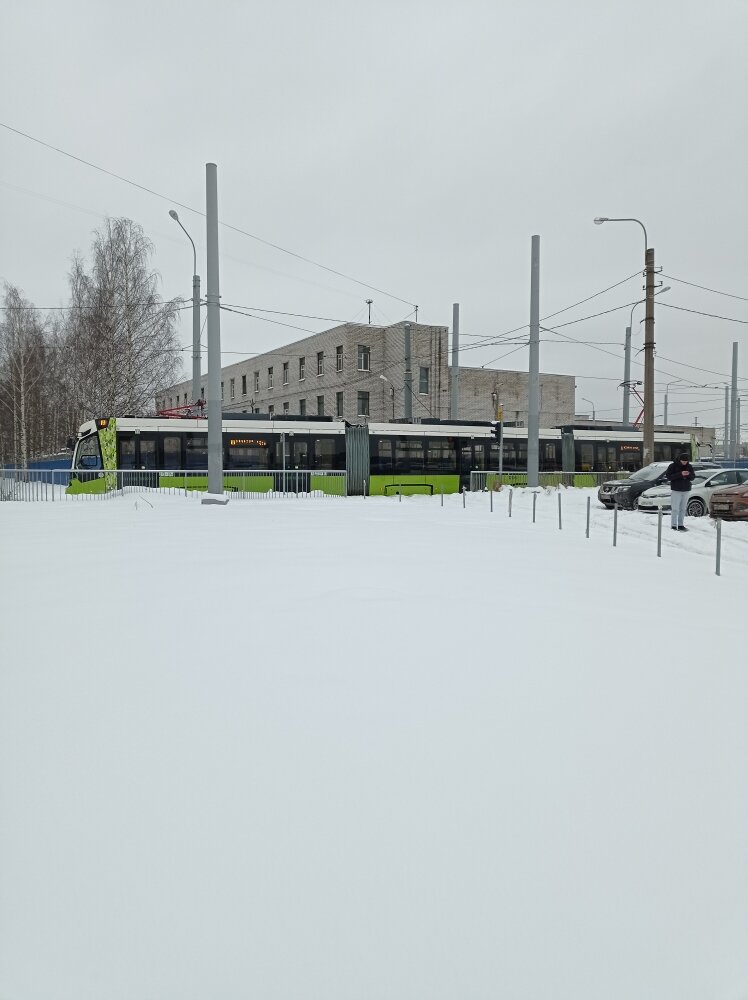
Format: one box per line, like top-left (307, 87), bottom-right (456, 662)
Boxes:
top-left (643, 247), bottom-right (655, 465)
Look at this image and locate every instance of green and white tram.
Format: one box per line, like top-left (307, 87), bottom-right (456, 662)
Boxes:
top-left (68, 415), bottom-right (695, 496)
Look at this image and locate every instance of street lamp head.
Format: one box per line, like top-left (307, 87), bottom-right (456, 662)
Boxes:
top-left (593, 217), bottom-right (608, 225)
top-left (169, 209), bottom-right (179, 221)
top-left (659, 285), bottom-right (671, 294)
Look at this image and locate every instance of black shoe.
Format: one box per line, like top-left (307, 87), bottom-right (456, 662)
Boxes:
top-left (678, 526), bottom-right (688, 531)
top-left (671, 526), bottom-right (679, 531)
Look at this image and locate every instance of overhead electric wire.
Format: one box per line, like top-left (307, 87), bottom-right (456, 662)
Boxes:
top-left (660, 274), bottom-right (748, 303)
top-left (657, 302), bottom-right (748, 324)
top-left (0, 119), bottom-right (418, 309)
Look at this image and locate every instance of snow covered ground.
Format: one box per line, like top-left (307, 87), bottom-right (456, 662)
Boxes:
top-left (2, 488), bottom-right (747, 1000)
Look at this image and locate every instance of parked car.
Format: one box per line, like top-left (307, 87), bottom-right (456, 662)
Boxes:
top-left (637, 468), bottom-right (748, 516)
top-left (597, 460), bottom-right (719, 511)
top-left (709, 482), bottom-right (748, 520)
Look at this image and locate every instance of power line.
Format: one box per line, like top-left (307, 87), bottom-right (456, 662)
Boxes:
top-left (0, 119), bottom-right (418, 309)
top-left (660, 273), bottom-right (748, 303)
top-left (657, 302), bottom-right (748, 325)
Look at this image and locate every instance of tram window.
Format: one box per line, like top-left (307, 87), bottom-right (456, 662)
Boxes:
top-left (313, 437), bottom-right (344, 469)
top-left (76, 434), bottom-right (102, 470)
top-left (118, 435), bottom-right (136, 469)
top-left (371, 438), bottom-right (393, 473)
top-left (577, 442), bottom-right (594, 471)
top-left (228, 441), bottom-right (269, 469)
top-left (619, 444), bottom-right (641, 471)
top-left (594, 443), bottom-right (616, 472)
top-left (185, 435), bottom-right (208, 469)
top-left (139, 437), bottom-right (158, 469)
top-left (395, 438), bottom-right (425, 472)
top-left (425, 437), bottom-right (457, 472)
top-left (163, 435), bottom-right (181, 470)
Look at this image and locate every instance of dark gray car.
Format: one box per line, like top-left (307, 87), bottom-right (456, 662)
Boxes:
top-left (597, 461), bottom-right (719, 510)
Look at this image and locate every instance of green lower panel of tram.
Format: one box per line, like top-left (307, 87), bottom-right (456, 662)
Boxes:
top-left (368, 474), bottom-right (460, 496)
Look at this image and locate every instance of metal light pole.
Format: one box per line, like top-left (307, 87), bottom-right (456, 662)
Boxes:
top-left (663, 379), bottom-right (682, 428)
top-left (582, 397), bottom-right (595, 421)
top-left (595, 217), bottom-right (654, 463)
top-left (450, 303), bottom-right (460, 420)
top-left (203, 163), bottom-right (225, 503)
top-left (169, 209), bottom-right (201, 405)
top-left (527, 236), bottom-right (540, 488)
top-left (624, 286), bottom-right (670, 425)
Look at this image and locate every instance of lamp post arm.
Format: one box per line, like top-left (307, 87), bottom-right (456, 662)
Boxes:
top-left (176, 218), bottom-right (197, 276)
top-left (604, 217), bottom-right (648, 254)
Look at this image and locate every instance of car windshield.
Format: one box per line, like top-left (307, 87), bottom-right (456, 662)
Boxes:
top-left (693, 474), bottom-right (711, 484)
top-left (629, 463), bottom-right (667, 483)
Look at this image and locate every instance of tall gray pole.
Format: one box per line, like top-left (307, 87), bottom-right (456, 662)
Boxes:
top-left (450, 303), bottom-right (460, 420)
top-left (663, 392), bottom-right (668, 428)
top-left (643, 247), bottom-right (655, 466)
top-left (404, 321), bottom-right (413, 422)
top-left (724, 386), bottom-right (730, 458)
top-left (204, 163), bottom-right (225, 501)
top-left (730, 342), bottom-right (739, 463)
top-left (738, 396), bottom-right (742, 459)
top-left (622, 326), bottom-right (631, 425)
top-left (527, 235), bottom-right (540, 488)
top-left (192, 273), bottom-right (201, 404)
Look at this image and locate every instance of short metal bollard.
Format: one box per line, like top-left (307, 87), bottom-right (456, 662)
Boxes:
top-left (613, 503), bottom-right (618, 547)
top-left (490, 489), bottom-right (493, 512)
top-left (716, 519), bottom-right (722, 576)
top-left (558, 492), bottom-right (562, 530)
top-left (532, 493), bottom-right (537, 523)
top-left (657, 507), bottom-right (663, 557)
top-left (462, 487), bottom-right (466, 509)
top-left (585, 496), bottom-right (590, 538)
top-left (399, 489), bottom-right (402, 503)
top-left (508, 489), bottom-right (513, 518)
top-left (441, 483), bottom-right (444, 507)
top-left (363, 478), bottom-right (367, 498)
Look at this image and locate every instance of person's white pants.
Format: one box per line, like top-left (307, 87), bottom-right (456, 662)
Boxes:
top-left (671, 490), bottom-right (688, 527)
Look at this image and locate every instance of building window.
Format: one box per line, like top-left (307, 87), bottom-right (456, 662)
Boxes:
top-left (283, 402), bottom-right (289, 414)
top-left (283, 362), bottom-right (289, 385)
top-left (336, 391), bottom-right (344, 417)
top-left (299, 398), bottom-right (306, 417)
top-left (317, 395), bottom-right (324, 416)
top-left (267, 367), bottom-right (273, 389)
top-left (336, 345), bottom-right (344, 372)
top-left (419, 366), bottom-right (430, 394)
top-left (317, 351), bottom-right (324, 376)
top-left (357, 390), bottom-right (370, 416)
top-left (230, 377), bottom-right (235, 400)
top-left (241, 374), bottom-right (247, 396)
top-left (299, 357), bottom-right (305, 381)
top-left (357, 345), bottom-right (370, 371)
top-left (268, 404), bottom-right (274, 416)
top-left (254, 371), bottom-right (259, 393)
top-left (184, 393), bottom-right (188, 404)
top-left (220, 382), bottom-right (224, 400)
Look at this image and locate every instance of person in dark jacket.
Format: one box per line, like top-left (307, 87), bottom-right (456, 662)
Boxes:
top-left (665, 452), bottom-right (695, 530)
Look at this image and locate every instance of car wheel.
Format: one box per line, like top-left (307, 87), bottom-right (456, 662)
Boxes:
top-left (686, 497), bottom-right (706, 517)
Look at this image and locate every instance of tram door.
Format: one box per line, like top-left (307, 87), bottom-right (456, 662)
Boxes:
top-left (460, 439), bottom-right (486, 490)
top-left (137, 434), bottom-right (159, 487)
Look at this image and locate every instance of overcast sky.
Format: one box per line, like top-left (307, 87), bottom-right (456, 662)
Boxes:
top-left (1, 0), bottom-right (746, 430)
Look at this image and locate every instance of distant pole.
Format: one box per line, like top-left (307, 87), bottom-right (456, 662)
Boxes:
top-left (204, 162), bottom-right (224, 501)
top-left (404, 322), bottom-right (413, 422)
top-left (168, 210), bottom-right (201, 404)
top-left (366, 299), bottom-right (373, 324)
top-left (643, 247), bottom-right (656, 466)
top-left (663, 391), bottom-right (668, 427)
top-left (450, 303), bottom-right (460, 420)
top-left (527, 236), bottom-right (540, 488)
top-left (622, 326), bottom-right (632, 425)
top-left (730, 343), bottom-right (738, 462)
top-left (738, 396), bottom-right (742, 459)
top-left (498, 405), bottom-right (504, 486)
top-left (724, 386), bottom-right (730, 458)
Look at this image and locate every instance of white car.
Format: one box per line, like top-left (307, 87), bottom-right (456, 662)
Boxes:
top-left (637, 468), bottom-right (748, 516)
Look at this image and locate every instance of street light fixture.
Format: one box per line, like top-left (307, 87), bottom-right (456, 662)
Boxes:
top-left (582, 396), bottom-right (596, 422)
top-left (595, 215), bottom-right (655, 463)
top-left (169, 210), bottom-right (201, 406)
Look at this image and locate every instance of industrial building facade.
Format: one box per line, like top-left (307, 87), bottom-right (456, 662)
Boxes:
top-left (157, 320), bottom-right (576, 427)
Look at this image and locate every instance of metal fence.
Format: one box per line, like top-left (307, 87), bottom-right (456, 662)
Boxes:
top-left (469, 470), bottom-right (631, 491)
top-left (0, 468), bottom-right (347, 501)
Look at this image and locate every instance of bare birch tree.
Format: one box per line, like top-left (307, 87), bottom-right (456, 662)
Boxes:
top-left (0, 285), bottom-right (49, 468)
top-left (59, 218), bottom-right (182, 416)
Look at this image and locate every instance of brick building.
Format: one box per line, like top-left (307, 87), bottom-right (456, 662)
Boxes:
top-left (157, 320), bottom-right (576, 427)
